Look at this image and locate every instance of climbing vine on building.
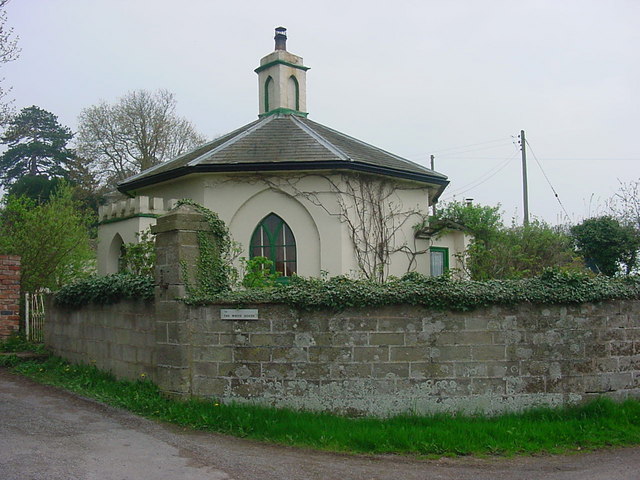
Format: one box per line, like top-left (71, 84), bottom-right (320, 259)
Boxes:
top-left (175, 199), bottom-right (239, 297)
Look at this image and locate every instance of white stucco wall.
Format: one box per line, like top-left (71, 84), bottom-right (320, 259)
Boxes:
top-left (97, 217), bottom-right (156, 274)
top-left (98, 171), bottom-right (466, 280)
top-left (430, 230), bottom-right (473, 279)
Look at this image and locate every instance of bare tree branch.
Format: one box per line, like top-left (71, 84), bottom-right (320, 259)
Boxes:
top-left (76, 89), bottom-right (207, 187)
top-left (245, 172), bottom-right (429, 282)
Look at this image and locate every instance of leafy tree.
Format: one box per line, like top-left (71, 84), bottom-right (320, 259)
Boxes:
top-left (0, 106), bottom-right (75, 187)
top-left (76, 89), bottom-right (207, 187)
top-left (433, 200), bottom-right (581, 280)
top-left (571, 216), bottom-right (640, 276)
top-left (467, 220), bottom-right (581, 280)
top-left (6, 174), bottom-right (64, 203)
top-left (0, 0), bottom-right (19, 125)
top-left (432, 200), bottom-right (503, 244)
top-left (0, 183), bottom-right (95, 291)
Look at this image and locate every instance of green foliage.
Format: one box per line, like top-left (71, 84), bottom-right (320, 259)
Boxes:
top-left (176, 199), bottom-right (235, 297)
top-left (9, 356), bottom-right (640, 456)
top-left (7, 174), bottom-right (64, 204)
top-left (241, 256), bottom-right (281, 288)
top-left (0, 332), bottom-right (47, 354)
top-left (188, 269), bottom-right (640, 311)
top-left (120, 229), bottom-right (156, 277)
top-left (0, 183), bottom-right (95, 292)
top-left (432, 201), bottom-right (581, 280)
top-left (467, 220), bottom-right (582, 280)
top-left (54, 273), bottom-right (154, 307)
top-left (0, 106), bottom-right (75, 188)
top-left (571, 216), bottom-right (640, 276)
top-left (431, 200), bottom-right (503, 244)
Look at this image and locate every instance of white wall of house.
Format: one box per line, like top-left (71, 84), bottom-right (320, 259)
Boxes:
top-left (97, 172), bottom-right (463, 279)
top-left (430, 230), bottom-right (473, 279)
top-left (97, 217), bottom-right (156, 274)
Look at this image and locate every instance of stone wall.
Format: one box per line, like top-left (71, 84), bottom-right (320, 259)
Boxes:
top-left (45, 205), bottom-right (640, 416)
top-left (45, 299), bottom-right (155, 381)
top-left (0, 255), bottom-right (20, 339)
top-left (159, 300), bottom-right (640, 416)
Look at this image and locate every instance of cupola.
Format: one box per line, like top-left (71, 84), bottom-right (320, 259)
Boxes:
top-left (255, 27), bottom-right (309, 117)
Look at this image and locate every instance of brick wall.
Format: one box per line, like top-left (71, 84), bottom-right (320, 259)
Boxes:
top-left (0, 255), bottom-right (20, 339)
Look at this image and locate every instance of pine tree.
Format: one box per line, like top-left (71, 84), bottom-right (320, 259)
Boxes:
top-left (0, 105), bottom-right (75, 187)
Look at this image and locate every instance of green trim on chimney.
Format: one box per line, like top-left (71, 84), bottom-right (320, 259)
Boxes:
top-left (255, 60), bottom-right (310, 73)
top-left (259, 108), bottom-right (309, 118)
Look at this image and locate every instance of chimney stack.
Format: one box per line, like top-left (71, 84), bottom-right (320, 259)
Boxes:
top-left (274, 26), bottom-right (287, 51)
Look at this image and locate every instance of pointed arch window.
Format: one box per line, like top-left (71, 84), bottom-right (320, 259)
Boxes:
top-left (288, 75), bottom-right (300, 111)
top-left (264, 76), bottom-right (274, 112)
top-left (250, 213), bottom-right (297, 277)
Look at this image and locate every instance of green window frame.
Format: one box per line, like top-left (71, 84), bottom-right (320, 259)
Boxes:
top-left (430, 246), bottom-right (449, 276)
top-left (250, 213), bottom-right (297, 278)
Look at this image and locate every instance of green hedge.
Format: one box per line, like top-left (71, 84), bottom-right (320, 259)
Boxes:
top-left (55, 273), bottom-right (154, 307)
top-left (55, 269), bottom-right (640, 311)
top-left (189, 269), bottom-right (640, 311)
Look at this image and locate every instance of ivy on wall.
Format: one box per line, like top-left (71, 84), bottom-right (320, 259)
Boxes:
top-left (55, 273), bottom-right (154, 307)
top-left (174, 199), bottom-right (235, 297)
top-left (55, 268), bottom-right (640, 311)
top-left (187, 269), bottom-right (640, 311)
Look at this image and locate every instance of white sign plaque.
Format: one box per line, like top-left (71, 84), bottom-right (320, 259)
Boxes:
top-left (220, 309), bottom-right (259, 321)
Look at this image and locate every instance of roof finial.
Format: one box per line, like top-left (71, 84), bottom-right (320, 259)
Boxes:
top-left (274, 26), bottom-right (287, 51)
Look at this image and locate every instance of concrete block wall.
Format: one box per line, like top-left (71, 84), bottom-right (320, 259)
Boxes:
top-left (0, 255), bottom-right (20, 339)
top-left (174, 300), bottom-right (640, 416)
top-left (45, 299), bottom-right (156, 381)
top-left (44, 205), bottom-right (640, 416)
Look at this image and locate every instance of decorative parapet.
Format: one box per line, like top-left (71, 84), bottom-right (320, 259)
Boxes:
top-left (98, 196), bottom-right (177, 224)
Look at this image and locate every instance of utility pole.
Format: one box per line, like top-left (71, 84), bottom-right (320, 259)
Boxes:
top-left (520, 130), bottom-right (529, 226)
top-left (430, 154), bottom-right (437, 216)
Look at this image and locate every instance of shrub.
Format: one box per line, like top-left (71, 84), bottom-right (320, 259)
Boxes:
top-left (241, 256), bottom-right (281, 288)
top-left (55, 273), bottom-right (154, 307)
top-left (188, 269), bottom-right (640, 311)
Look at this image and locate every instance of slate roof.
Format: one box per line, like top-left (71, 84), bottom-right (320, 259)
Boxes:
top-left (118, 114), bottom-right (449, 198)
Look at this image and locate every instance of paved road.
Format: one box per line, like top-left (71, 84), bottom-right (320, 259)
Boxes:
top-left (2, 368), bottom-right (640, 480)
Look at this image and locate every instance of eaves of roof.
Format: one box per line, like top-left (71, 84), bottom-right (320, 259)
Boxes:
top-left (117, 114), bottom-right (449, 199)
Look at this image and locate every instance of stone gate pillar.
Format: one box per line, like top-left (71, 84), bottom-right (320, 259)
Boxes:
top-left (151, 204), bottom-right (213, 397)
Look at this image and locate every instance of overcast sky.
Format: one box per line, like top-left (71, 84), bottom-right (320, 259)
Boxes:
top-left (4, 0), bottom-right (639, 225)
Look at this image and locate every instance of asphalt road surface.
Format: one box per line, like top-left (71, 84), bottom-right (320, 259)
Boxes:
top-left (2, 368), bottom-right (640, 480)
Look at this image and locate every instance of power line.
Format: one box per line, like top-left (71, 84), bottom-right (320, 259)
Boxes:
top-left (525, 138), bottom-right (571, 221)
top-left (441, 150), bottom-right (519, 200)
top-left (428, 137), bottom-right (512, 155)
top-left (436, 141), bottom-right (515, 158)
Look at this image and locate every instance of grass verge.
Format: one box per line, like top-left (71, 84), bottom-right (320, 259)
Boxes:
top-left (3, 355), bottom-right (640, 457)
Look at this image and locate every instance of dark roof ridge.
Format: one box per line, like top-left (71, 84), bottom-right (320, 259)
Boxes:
top-left (288, 114), bottom-right (351, 161)
top-left (187, 115), bottom-right (275, 166)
